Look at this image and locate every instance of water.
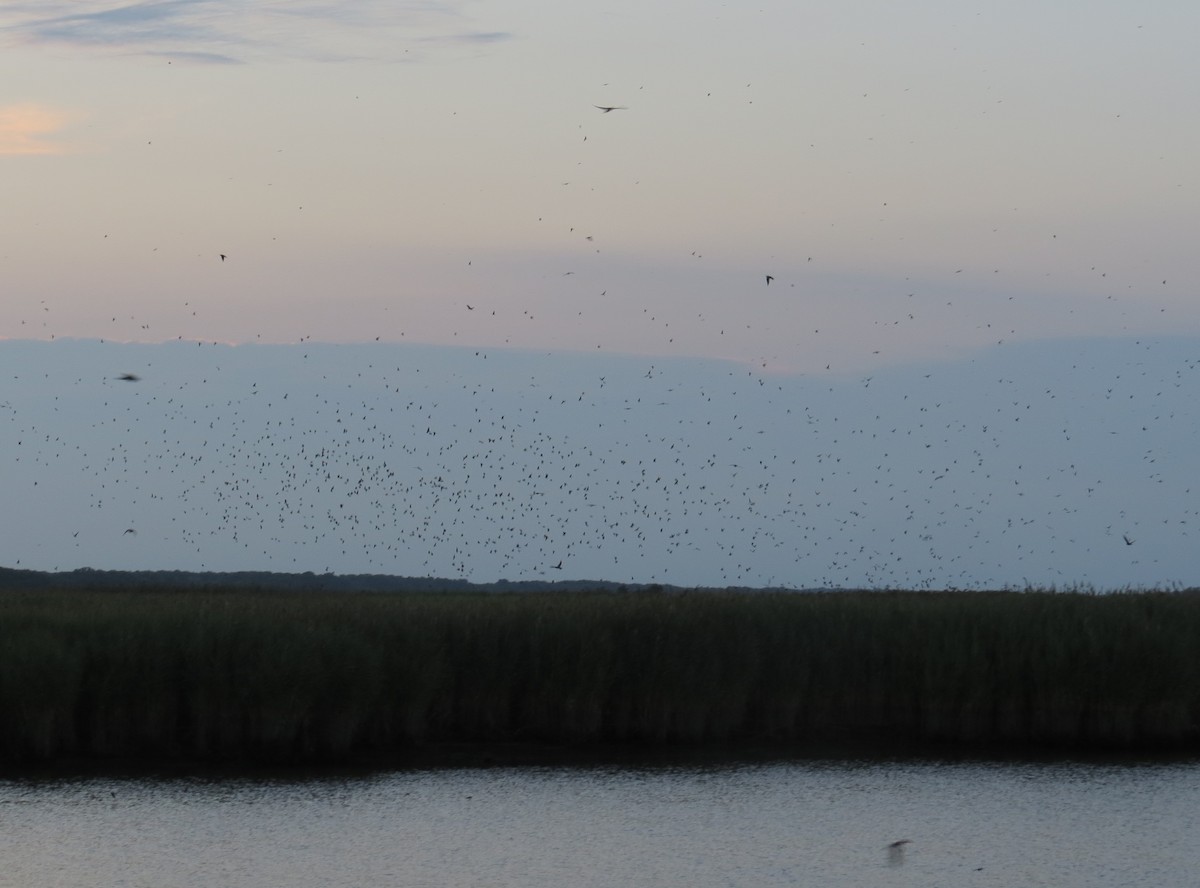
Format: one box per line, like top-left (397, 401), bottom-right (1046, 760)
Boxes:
top-left (1, 758), bottom-right (1195, 887)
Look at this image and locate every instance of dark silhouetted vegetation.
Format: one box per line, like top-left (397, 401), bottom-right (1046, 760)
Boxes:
top-left (0, 565), bottom-right (711, 595)
top-left (1, 582), bottom-right (1199, 767)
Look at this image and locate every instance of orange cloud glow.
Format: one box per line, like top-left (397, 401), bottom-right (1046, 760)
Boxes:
top-left (0, 103), bottom-right (75, 155)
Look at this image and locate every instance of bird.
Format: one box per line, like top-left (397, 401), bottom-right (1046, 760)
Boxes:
top-left (765, 275), bottom-right (774, 285)
top-left (593, 105), bottom-right (627, 113)
top-left (1123, 535), bottom-right (1135, 546)
top-left (117, 373), bottom-right (140, 382)
top-left (551, 560), bottom-right (563, 570)
top-left (219, 254), bottom-right (227, 261)
top-left (887, 840), bottom-right (912, 866)
top-left (123, 528), bottom-right (136, 535)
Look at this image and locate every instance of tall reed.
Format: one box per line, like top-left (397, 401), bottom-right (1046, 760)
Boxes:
top-left (0, 586), bottom-right (1197, 765)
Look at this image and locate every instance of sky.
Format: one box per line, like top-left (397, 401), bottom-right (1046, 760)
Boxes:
top-left (2, 2), bottom-right (1198, 587)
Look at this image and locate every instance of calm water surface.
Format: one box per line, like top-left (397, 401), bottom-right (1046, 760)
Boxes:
top-left (1, 758), bottom-right (1195, 887)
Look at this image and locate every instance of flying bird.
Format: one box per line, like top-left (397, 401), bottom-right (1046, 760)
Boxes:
top-left (1123, 535), bottom-right (1135, 546)
top-left (117, 373), bottom-right (140, 382)
top-left (887, 840), bottom-right (912, 866)
top-left (219, 254), bottom-right (227, 261)
top-left (594, 105), bottom-right (627, 112)
top-left (123, 528), bottom-right (136, 535)
top-left (551, 560), bottom-right (563, 570)
top-left (765, 275), bottom-right (774, 285)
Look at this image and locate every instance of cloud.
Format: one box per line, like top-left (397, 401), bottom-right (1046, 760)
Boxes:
top-left (146, 49), bottom-right (241, 64)
top-left (419, 31), bottom-right (513, 45)
top-left (0, 1), bottom-right (513, 63)
top-left (0, 103), bottom-right (76, 155)
top-left (13, 1), bottom-right (221, 48)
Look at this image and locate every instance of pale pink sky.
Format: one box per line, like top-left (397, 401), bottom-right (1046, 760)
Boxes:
top-left (2, 0), bottom-right (1198, 373)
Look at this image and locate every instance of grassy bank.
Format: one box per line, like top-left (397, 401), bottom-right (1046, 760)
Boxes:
top-left (1, 586), bottom-right (1198, 766)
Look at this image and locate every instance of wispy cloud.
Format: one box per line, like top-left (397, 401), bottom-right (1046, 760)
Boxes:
top-left (14, 1), bottom-right (221, 47)
top-left (419, 31), bottom-right (512, 45)
top-left (0, 1), bottom-right (513, 62)
top-left (0, 103), bottom-right (77, 155)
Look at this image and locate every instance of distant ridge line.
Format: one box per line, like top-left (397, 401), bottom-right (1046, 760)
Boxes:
top-left (0, 566), bottom-right (820, 595)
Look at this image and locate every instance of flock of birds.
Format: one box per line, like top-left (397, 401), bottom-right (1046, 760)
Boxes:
top-left (2, 327), bottom-right (1194, 588)
top-left (2, 97), bottom-right (1196, 589)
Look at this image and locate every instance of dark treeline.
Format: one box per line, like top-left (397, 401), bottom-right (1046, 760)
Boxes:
top-left (0, 565), bottom-right (764, 595)
top-left (1, 584), bottom-right (1199, 767)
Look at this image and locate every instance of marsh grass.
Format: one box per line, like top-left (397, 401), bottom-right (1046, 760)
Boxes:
top-left (1, 586), bottom-right (1198, 765)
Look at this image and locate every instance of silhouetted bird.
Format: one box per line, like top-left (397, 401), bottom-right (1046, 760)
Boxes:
top-left (887, 840), bottom-right (912, 866)
top-left (118, 373), bottom-right (140, 381)
top-left (594, 105), bottom-right (627, 112)
top-left (123, 528), bottom-right (136, 535)
top-left (1123, 535), bottom-right (1135, 546)
top-left (220, 254), bottom-right (227, 261)
top-left (765, 275), bottom-right (774, 285)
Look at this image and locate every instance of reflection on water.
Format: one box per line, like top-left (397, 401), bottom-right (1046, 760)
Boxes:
top-left (1, 758), bottom-right (1195, 888)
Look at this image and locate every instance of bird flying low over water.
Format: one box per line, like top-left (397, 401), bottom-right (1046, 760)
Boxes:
top-left (887, 840), bottom-right (912, 866)
top-left (594, 105), bottom-right (627, 112)
top-left (117, 373), bottom-right (140, 381)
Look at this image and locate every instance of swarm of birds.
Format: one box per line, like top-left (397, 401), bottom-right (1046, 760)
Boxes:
top-left (2, 84), bottom-right (1191, 588)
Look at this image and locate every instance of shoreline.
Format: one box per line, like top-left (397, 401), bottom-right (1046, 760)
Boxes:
top-left (7, 738), bottom-right (1200, 780)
